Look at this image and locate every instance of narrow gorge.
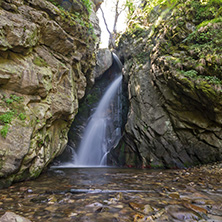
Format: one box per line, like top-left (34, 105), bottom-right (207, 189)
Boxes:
top-left (0, 0), bottom-right (222, 221)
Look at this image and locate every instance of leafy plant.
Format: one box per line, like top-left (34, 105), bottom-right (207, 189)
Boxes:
top-left (81, 0), bottom-right (92, 14)
top-left (5, 99), bottom-right (13, 104)
top-left (202, 75), bottom-right (222, 85)
top-left (10, 94), bottom-right (23, 102)
top-left (181, 70), bottom-right (222, 85)
top-left (47, 0), bottom-right (89, 23)
top-left (18, 113), bottom-right (26, 121)
top-left (125, 0), bottom-right (136, 18)
top-left (1, 124), bottom-right (9, 138)
top-left (182, 70), bottom-right (198, 78)
top-left (0, 94), bottom-right (26, 138)
top-left (0, 111), bottom-right (15, 124)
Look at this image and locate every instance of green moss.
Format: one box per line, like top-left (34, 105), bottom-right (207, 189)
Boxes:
top-left (143, 124), bottom-right (148, 131)
top-left (135, 51), bottom-right (150, 64)
top-left (30, 167), bottom-right (43, 179)
top-left (0, 111), bottom-right (15, 124)
top-left (0, 175), bottom-right (15, 189)
top-left (0, 124), bottom-right (9, 138)
top-left (13, 169), bottom-right (30, 183)
top-left (33, 56), bottom-right (48, 67)
top-left (198, 17), bottom-right (222, 28)
top-left (81, 0), bottom-right (92, 14)
top-left (47, 0), bottom-right (89, 21)
top-left (182, 70), bottom-right (198, 78)
top-left (18, 113), bottom-right (26, 121)
top-left (0, 94), bottom-right (27, 138)
top-left (197, 81), bottom-right (217, 98)
top-left (86, 94), bottom-right (98, 105)
top-left (46, 0), bottom-right (95, 44)
top-left (119, 143), bottom-right (125, 163)
top-left (37, 139), bottom-right (44, 147)
top-left (150, 163), bottom-right (164, 168)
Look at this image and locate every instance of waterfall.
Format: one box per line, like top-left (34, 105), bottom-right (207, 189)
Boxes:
top-left (52, 53), bottom-right (123, 168)
top-left (74, 74), bottom-right (122, 166)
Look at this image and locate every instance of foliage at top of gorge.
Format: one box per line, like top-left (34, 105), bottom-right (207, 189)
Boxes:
top-left (122, 0), bottom-right (222, 84)
top-left (45, 0), bottom-right (96, 38)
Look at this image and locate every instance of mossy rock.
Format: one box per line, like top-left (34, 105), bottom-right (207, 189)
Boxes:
top-left (33, 56), bottom-right (48, 67)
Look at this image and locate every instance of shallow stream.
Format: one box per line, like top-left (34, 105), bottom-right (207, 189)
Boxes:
top-left (0, 167), bottom-right (222, 221)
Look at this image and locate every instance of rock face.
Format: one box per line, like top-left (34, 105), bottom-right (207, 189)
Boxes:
top-left (0, 0), bottom-right (99, 187)
top-left (93, 48), bottom-right (113, 79)
top-left (116, 0), bottom-right (222, 168)
top-left (0, 212), bottom-right (31, 222)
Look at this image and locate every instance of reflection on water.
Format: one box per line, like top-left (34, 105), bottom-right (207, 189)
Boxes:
top-left (0, 167), bottom-right (222, 221)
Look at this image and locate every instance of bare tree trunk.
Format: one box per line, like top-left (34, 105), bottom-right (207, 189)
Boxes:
top-left (113, 0), bottom-right (120, 35)
top-left (100, 6), bottom-right (115, 49)
top-left (99, 0), bottom-right (125, 50)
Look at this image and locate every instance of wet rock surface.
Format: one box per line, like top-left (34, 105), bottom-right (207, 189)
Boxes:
top-left (0, 166), bottom-right (221, 221)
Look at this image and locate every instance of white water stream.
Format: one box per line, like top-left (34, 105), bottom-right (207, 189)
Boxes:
top-left (53, 54), bottom-right (123, 168)
top-left (74, 75), bottom-right (123, 167)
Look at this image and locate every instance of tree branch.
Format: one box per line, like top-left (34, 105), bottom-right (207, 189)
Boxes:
top-left (100, 6), bottom-right (112, 36)
top-left (99, 5), bottom-right (115, 49)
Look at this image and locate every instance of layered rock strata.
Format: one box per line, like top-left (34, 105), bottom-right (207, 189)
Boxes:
top-left (117, 0), bottom-right (222, 168)
top-left (0, 0), bottom-right (99, 187)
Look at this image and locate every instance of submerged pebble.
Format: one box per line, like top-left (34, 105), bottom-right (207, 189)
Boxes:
top-left (0, 167), bottom-right (221, 221)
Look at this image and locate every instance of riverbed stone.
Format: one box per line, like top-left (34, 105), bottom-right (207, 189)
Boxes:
top-left (1, 166), bottom-right (222, 221)
top-left (0, 212), bottom-right (31, 222)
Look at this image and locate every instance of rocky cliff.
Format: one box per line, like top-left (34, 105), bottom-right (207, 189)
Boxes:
top-left (0, 0), bottom-right (100, 187)
top-left (116, 0), bottom-right (222, 168)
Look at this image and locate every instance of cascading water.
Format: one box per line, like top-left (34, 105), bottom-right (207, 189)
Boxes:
top-left (74, 74), bottom-right (122, 166)
top-left (54, 53), bottom-right (124, 168)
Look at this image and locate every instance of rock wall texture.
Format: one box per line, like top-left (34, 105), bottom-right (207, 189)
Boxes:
top-left (0, 0), bottom-right (100, 187)
top-left (92, 48), bottom-right (113, 79)
top-left (116, 0), bottom-right (222, 168)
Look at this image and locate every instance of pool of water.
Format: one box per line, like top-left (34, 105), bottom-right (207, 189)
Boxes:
top-left (0, 167), bottom-right (222, 221)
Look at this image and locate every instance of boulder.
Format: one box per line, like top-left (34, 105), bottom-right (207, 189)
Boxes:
top-left (0, 212), bottom-right (31, 222)
top-left (93, 48), bottom-right (113, 80)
